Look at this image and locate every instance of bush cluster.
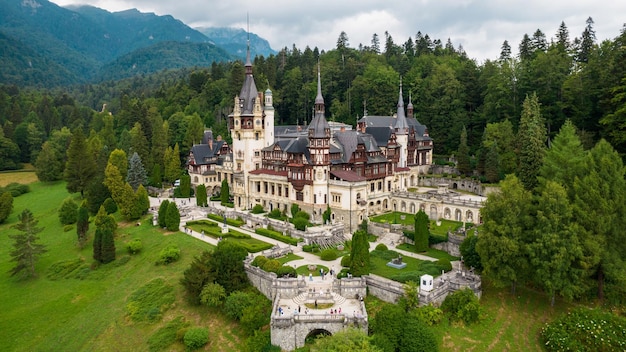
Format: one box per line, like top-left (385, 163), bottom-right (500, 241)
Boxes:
top-left (320, 248), bottom-right (339, 261)
top-left (207, 213), bottom-right (244, 227)
top-left (156, 245), bottom-right (180, 265)
top-left (251, 204), bottom-right (265, 214)
top-left (441, 288), bottom-right (482, 324)
top-left (541, 308), bottom-right (626, 351)
top-left (0, 182), bottom-right (30, 197)
top-left (255, 228), bottom-right (299, 245)
top-left (126, 239), bottom-right (143, 254)
top-left (183, 327), bottom-right (209, 350)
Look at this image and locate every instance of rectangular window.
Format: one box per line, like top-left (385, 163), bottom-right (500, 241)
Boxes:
top-left (296, 192), bottom-right (304, 201)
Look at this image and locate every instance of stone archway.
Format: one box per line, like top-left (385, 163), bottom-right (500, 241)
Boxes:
top-left (444, 208), bottom-right (451, 219)
top-left (305, 329), bottom-right (331, 344)
top-left (466, 210), bottom-right (474, 223)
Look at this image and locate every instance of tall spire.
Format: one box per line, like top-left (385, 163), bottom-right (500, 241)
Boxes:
top-left (245, 13), bottom-right (252, 75)
top-left (395, 76), bottom-right (408, 133)
top-left (314, 62), bottom-right (324, 114)
top-left (407, 90), bottom-right (414, 118)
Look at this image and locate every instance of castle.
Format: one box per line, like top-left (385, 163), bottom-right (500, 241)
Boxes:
top-left (188, 48), bottom-right (433, 232)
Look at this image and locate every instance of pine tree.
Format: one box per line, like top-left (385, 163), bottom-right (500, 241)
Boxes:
top-left (350, 230), bottom-right (370, 277)
top-left (517, 93), bottom-right (546, 190)
top-left (538, 120), bottom-right (585, 195)
top-left (35, 141), bottom-right (63, 181)
top-left (220, 179), bottom-right (230, 205)
top-left (164, 144), bottom-right (181, 183)
top-left (126, 152), bottom-right (147, 191)
top-left (108, 149), bottom-right (128, 180)
top-left (64, 128), bottom-right (97, 197)
top-left (0, 191), bottom-right (13, 223)
top-left (485, 144), bottom-right (500, 183)
top-left (58, 197), bottom-right (78, 225)
top-left (158, 200), bottom-right (170, 228)
top-left (93, 205), bottom-right (117, 264)
top-left (196, 184), bottom-right (207, 207)
top-left (180, 174), bottom-right (191, 198)
top-left (457, 126), bottom-right (471, 176)
top-left (165, 201), bottom-right (180, 231)
top-left (133, 184), bottom-right (150, 219)
top-left (76, 201), bottom-right (89, 247)
top-left (9, 209), bottom-right (47, 278)
top-left (414, 210), bottom-right (429, 252)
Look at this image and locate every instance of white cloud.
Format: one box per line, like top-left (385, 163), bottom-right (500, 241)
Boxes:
top-left (50, 0), bottom-right (626, 61)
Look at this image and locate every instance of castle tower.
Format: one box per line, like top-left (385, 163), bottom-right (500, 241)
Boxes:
top-left (395, 79), bottom-right (409, 169)
top-left (308, 64), bottom-right (331, 213)
top-left (228, 36), bottom-right (271, 209)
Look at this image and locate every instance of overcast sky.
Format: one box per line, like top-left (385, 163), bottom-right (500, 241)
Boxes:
top-left (51, 0), bottom-right (626, 62)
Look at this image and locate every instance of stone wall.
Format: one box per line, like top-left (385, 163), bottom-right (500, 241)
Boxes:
top-left (365, 274), bottom-right (405, 303)
top-left (420, 176), bottom-right (483, 195)
top-left (244, 260), bottom-right (277, 300)
top-left (431, 233), bottom-right (465, 257)
top-left (333, 277), bottom-right (367, 298)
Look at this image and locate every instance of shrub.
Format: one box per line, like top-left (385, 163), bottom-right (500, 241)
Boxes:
top-left (58, 197), bottom-right (78, 225)
top-left (292, 217), bottom-right (308, 231)
top-left (294, 210), bottom-right (310, 220)
top-left (63, 224), bottom-right (74, 232)
top-left (276, 265), bottom-right (297, 278)
top-left (375, 243), bottom-right (388, 251)
top-left (302, 244), bottom-right (319, 253)
top-left (267, 208), bottom-right (283, 220)
top-left (261, 259), bottom-right (282, 273)
top-left (441, 288), bottom-right (482, 324)
top-left (156, 245), bottom-right (180, 265)
top-left (3, 182), bottom-right (29, 197)
top-left (255, 228), bottom-right (299, 245)
top-left (541, 308), bottom-right (626, 351)
top-left (390, 271), bottom-right (423, 283)
top-left (207, 213), bottom-right (244, 227)
top-left (224, 291), bottom-right (255, 321)
top-left (429, 233), bottom-right (447, 245)
top-left (340, 255), bottom-right (351, 267)
top-left (251, 255), bottom-right (269, 268)
top-left (414, 304), bottom-right (444, 326)
top-left (251, 204), bottom-right (265, 214)
top-left (320, 249), bottom-right (338, 261)
top-left (436, 258), bottom-right (452, 272)
top-left (126, 239), bottom-right (143, 254)
top-left (184, 327), bottom-right (209, 350)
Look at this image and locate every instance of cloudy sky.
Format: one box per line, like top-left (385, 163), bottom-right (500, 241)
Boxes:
top-left (51, 0), bottom-right (626, 62)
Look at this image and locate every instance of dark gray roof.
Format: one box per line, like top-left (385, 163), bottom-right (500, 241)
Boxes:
top-left (190, 140), bottom-right (225, 165)
top-left (366, 126), bottom-right (393, 147)
top-left (395, 83), bottom-right (408, 133)
top-left (334, 130), bottom-right (358, 163)
top-left (359, 134), bottom-right (380, 152)
top-left (359, 115), bottom-right (430, 138)
top-left (309, 113), bottom-right (330, 138)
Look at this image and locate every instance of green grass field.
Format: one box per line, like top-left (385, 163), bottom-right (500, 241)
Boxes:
top-left (0, 180), bottom-right (576, 351)
top-left (0, 182), bottom-right (245, 351)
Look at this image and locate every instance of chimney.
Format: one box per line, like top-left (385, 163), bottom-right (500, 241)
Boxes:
top-left (209, 138), bottom-right (213, 150)
top-left (340, 126), bottom-right (346, 132)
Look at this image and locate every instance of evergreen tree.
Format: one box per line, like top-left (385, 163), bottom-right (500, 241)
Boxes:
top-left (180, 174), bottom-right (191, 198)
top-left (350, 230), bottom-right (370, 276)
top-left (129, 122), bottom-right (150, 172)
top-left (9, 209), bottom-right (47, 278)
top-left (322, 205), bottom-right (331, 225)
top-left (476, 174), bottom-right (533, 293)
top-left (196, 184), bottom-right (207, 207)
top-left (457, 126), bottom-right (471, 175)
top-left (208, 241), bottom-right (249, 294)
top-left (158, 199), bottom-right (170, 228)
top-left (485, 143), bottom-right (501, 183)
top-left (93, 205), bottom-right (117, 264)
top-left (84, 173), bottom-right (111, 215)
top-left (133, 184), bottom-right (150, 219)
top-left (577, 17), bottom-right (596, 63)
top-left (76, 201), bottom-right (89, 247)
top-left (34, 141), bottom-right (63, 181)
top-left (528, 181), bottom-right (588, 306)
top-left (220, 179), bottom-right (230, 205)
top-left (58, 197), bottom-right (78, 225)
top-left (0, 191), bottom-right (13, 223)
top-left (517, 93), bottom-right (546, 190)
top-left (64, 128), bottom-right (97, 197)
top-left (573, 140), bottom-right (626, 301)
top-left (164, 144), bottom-right (181, 183)
top-left (126, 152), bottom-right (148, 191)
top-left (414, 210), bottom-right (429, 252)
top-left (538, 120), bottom-right (585, 195)
top-left (165, 201), bottom-right (180, 231)
top-left (0, 126), bottom-right (21, 171)
top-left (108, 149), bottom-right (128, 180)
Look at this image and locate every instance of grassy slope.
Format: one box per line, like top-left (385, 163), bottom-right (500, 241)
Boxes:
top-left (0, 182), bottom-right (244, 351)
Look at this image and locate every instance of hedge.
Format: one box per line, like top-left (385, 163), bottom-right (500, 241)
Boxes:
top-left (255, 228), bottom-right (300, 245)
top-left (207, 213), bottom-right (244, 227)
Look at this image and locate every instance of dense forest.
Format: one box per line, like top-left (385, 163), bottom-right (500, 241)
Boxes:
top-left (1, 18), bottom-right (625, 181)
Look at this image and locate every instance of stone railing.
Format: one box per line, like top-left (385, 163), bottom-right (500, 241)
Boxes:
top-left (365, 274), bottom-right (405, 303)
top-left (393, 191), bottom-right (484, 207)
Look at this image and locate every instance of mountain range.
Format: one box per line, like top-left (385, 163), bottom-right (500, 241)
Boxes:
top-left (0, 0), bottom-right (276, 87)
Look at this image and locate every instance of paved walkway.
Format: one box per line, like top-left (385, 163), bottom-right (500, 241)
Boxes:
top-left (149, 196), bottom-right (443, 273)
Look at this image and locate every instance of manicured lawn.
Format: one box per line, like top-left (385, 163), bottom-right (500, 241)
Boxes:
top-left (430, 219), bottom-right (465, 236)
top-left (186, 219), bottom-right (273, 252)
top-left (396, 243), bottom-right (460, 261)
top-left (296, 264), bottom-right (329, 277)
top-left (369, 249), bottom-right (425, 279)
top-left (0, 181), bottom-right (246, 351)
top-left (276, 253), bottom-right (304, 264)
top-left (370, 211), bottom-right (414, 226)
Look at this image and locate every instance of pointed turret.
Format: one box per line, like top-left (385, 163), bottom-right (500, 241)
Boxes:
top-left (395, 78), bottom-right (408, 134)
top-left (309, 63), bottom-right (330, 138)
top-left (407, 91), bottom-right (414, 118)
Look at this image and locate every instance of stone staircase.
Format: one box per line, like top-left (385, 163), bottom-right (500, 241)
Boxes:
top-left (291, 291), bottom-right (346, 306)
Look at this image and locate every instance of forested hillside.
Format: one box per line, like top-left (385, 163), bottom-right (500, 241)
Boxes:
top-left (0, 18), bottom-right (625, 177)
